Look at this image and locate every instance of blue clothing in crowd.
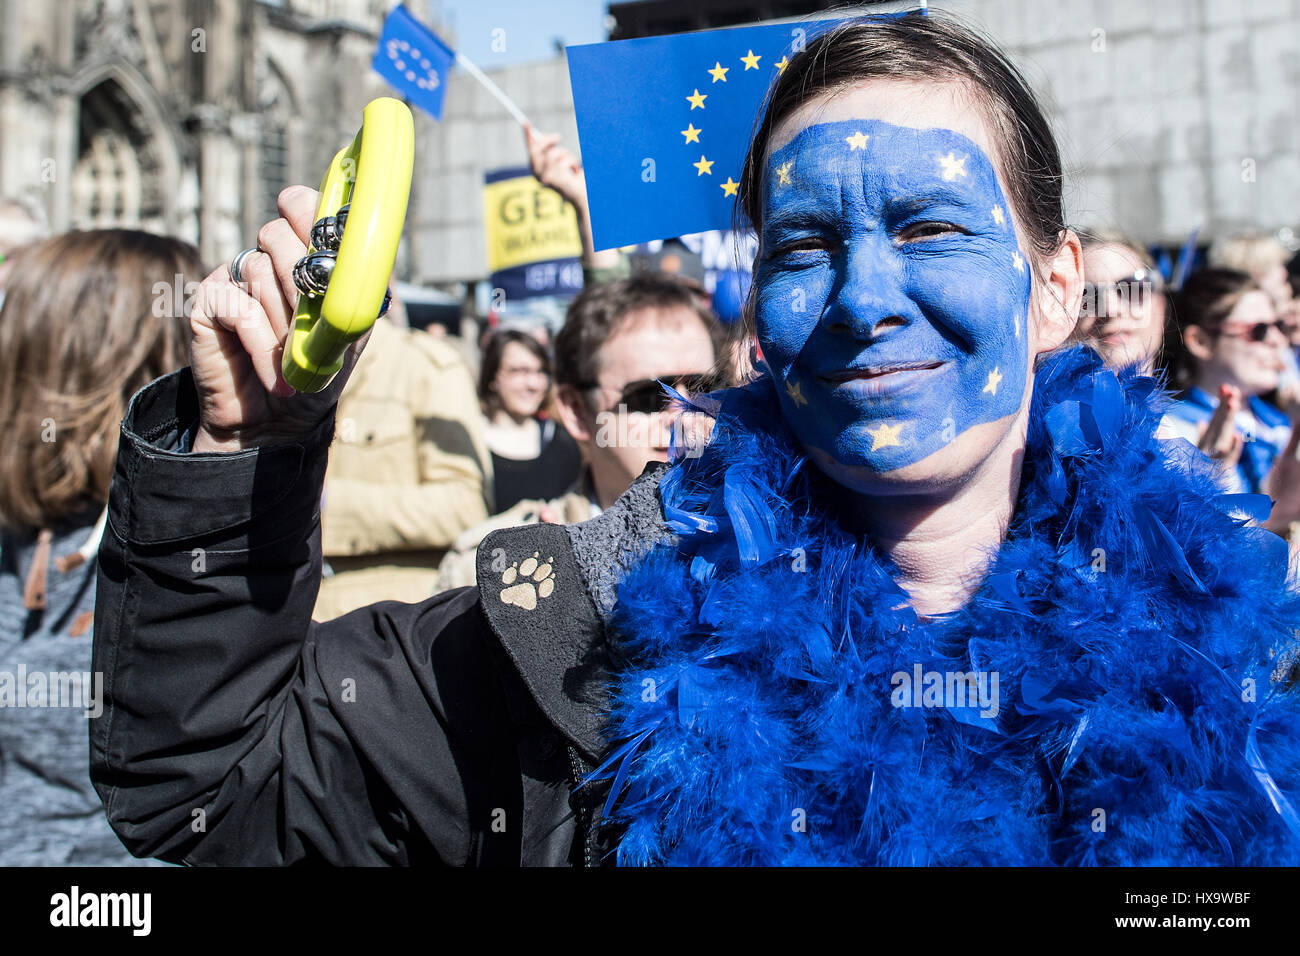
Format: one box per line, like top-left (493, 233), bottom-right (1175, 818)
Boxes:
top-left (1162, 386), bottom-right (1292, 493)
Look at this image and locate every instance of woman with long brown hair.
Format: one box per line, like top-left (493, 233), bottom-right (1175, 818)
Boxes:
top-left (0, 229), bottom-right (201, 865)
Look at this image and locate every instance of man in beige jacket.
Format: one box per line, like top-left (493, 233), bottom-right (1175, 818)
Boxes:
top-left (314, 316), bottom-right (492, 620)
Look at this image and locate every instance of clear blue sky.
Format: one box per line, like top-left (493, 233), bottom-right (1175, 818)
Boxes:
top-left (432, 0), bottom-right (610, 67)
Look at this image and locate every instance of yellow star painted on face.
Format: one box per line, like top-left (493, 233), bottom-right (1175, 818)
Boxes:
top-left (937, 151), bottom-right (968, 181)
top-left (867, 422), bottom-right (903, 451)
top-left (775, 55), bottom-right (789, 74)
top-left (992, 205), bottom-right (1006, 227)
top-left (785, 378), bottom-right (808, 407)
top-left (741, 49), bottom-right (761, 70)
top-left (681, 123), bottom-right (701, 144)
top-left (708, 61), bottom-right (729, 83)
top-left (694, 154), bottom-right (714, 176)
top-left (775, 160), bottom-right (793, 185)
top-left (1012, 250), bottom-right (1025, 273)
top-left (845, 131), bottom-right (869, 150)
top-left (983, 367), bottom-right (1003, 397)
top-left (720, 177), bottom-right (739, 197)
top-left (687, 88), bottom-right (707, 109)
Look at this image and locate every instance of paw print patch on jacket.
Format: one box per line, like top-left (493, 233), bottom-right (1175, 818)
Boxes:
top-left (498, 552), bottom-right (555, 611)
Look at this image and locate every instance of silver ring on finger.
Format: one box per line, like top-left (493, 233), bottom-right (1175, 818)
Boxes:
top-left (228, 247), bottom-right (260, 285)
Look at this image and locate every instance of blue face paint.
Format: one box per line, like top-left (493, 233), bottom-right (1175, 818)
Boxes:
top-left (754, 119), bottom-right (1032, 472)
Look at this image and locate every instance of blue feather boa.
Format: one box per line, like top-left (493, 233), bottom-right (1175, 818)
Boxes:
top-left (601, 346), bottom-right (1300, 865)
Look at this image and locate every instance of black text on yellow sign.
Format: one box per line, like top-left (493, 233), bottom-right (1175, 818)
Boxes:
top-left (482, 174), bottom-right (583, 274)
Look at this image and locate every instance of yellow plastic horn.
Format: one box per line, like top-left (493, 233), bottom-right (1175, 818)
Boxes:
top-left (281, 97), bottom-right (415, 393)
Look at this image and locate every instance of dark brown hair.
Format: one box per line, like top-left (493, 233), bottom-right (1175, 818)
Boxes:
top-left (740, 11), bottom-right (1064, 257)
top-left (1165, 268), bottom-right (1265, 389)
top-left (555, 273), bottom-right (720, 396)
top-left (478, 328), bottom-right (552, 414)
top-left (0, 229), bottom-right (201, 529)
top-left (726, 10), bottom-right (1068, 378)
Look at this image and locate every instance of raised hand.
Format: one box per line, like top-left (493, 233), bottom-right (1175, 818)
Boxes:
top-left (524, 123), bottom-right (620, 271)
top-left (1197, 383), bottom-right (1244, 470)
top-left (1264, 425), bottom-right (1300, 540)
top-left (524, 123), bottom-right (587, 211)
top-left (190, 186), bottom-right (372, 452)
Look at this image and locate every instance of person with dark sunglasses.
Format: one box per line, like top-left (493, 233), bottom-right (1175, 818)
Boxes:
top-left (549, 274), bottom-right (720, 516)
top-left (433, 274), bottom-right (722, 592)
top-left (1162, 267), bottom-right (1293, 495)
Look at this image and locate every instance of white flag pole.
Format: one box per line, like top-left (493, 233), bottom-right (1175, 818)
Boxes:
top-left (454, 50), bottom-right (532, 128)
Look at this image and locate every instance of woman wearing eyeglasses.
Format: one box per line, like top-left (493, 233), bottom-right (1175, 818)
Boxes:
top-left (1076, 236), bottom-right (1168, 375)
top-left (478, 329), bottom-right (582, 514)
top-left (1162, 268), bottom-right (1293, 495)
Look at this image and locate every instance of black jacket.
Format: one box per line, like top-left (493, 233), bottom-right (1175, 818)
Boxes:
top-left (91, 369), bottom-right (667, 866)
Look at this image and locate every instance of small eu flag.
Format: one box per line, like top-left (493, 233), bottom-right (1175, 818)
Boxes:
top-left (566, 20), bottom-right (848, 250)
top-left (372, 5), bottom-right (455, 120)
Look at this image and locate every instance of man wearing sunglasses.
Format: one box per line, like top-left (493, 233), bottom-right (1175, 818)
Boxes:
top-left (435, 272), bottom-right (720, 591)
top-left (551, 274), bottom-right (720, 515)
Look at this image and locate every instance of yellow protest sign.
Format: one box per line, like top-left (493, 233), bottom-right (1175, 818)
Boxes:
top-left (482, 168), bottom-right (583, 274)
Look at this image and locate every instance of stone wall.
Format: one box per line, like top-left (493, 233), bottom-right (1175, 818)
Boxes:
top-left (409, 0), bottom-right (1300, 283)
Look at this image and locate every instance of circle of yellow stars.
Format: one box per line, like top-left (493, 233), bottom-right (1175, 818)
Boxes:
top-left (769, 141), bottom-right (976, 196)
top-left (683, 48), bottom-right (793, 199)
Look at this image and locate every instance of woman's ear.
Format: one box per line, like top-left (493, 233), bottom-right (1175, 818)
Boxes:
top-left (1183, 324), bottom-right (1216, 362)
top-left (553, 383), bottom-right (594, 443)
top-left (1032, 228), bottom-right (1084, 355)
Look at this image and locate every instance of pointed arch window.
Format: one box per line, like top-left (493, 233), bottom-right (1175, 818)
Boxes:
top-left (71, 79), bottom-right (165, 230)
top-left (257, 60), bottom-right (295, 226)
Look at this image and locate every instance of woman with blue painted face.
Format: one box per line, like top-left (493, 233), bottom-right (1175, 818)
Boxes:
top-left (603, 13), bottom-right (1300, 865)
top-left (92, 12), bottom-right (1300, 868)
top-left (738, 77), bottom-right (1074, 619)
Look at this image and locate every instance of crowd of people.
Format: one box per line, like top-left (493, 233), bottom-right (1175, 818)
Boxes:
top-left (1076, 232), bottom-right (1300, 537)
top-left (2, 10), bottom-right (1299, 867)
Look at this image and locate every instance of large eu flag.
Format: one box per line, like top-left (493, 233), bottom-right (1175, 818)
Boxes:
top-left (566, 20), bottom-right (848, 250)
top-left (372, 5), bottom-right (455, 120)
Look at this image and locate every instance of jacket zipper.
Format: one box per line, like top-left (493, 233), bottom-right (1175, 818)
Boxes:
top-left (567, 745), bottom-right (594, 868)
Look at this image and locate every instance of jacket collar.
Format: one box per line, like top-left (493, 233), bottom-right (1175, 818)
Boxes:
top-left (475, 463), bottom-right (671, 760)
